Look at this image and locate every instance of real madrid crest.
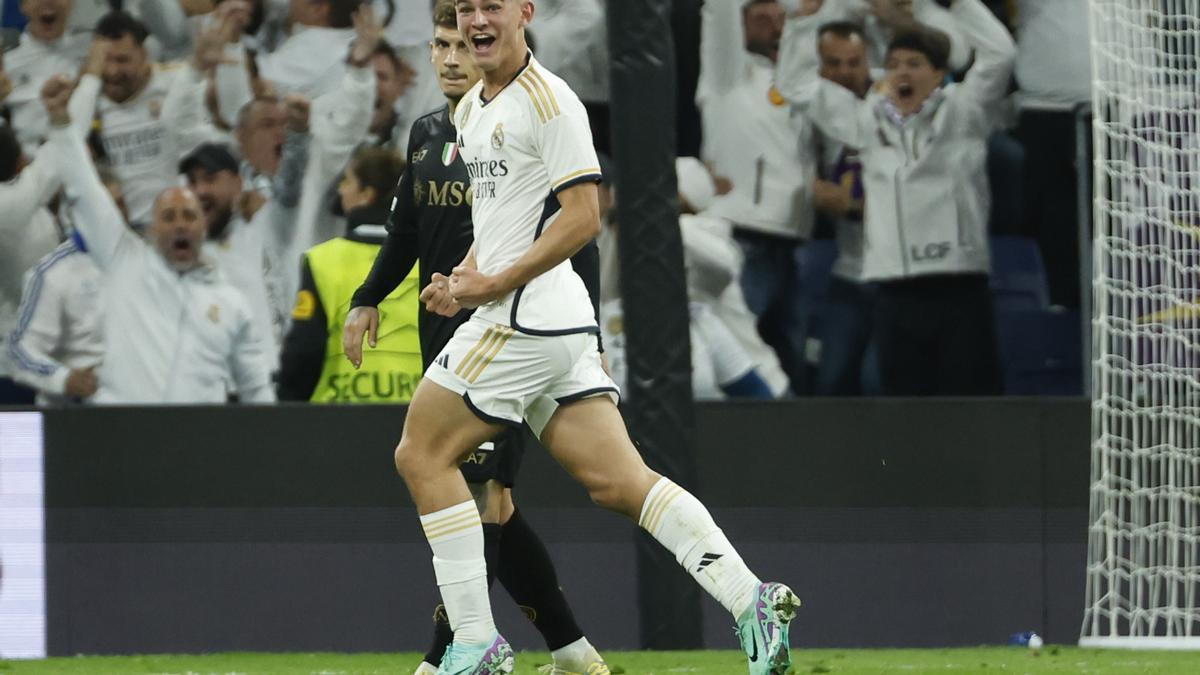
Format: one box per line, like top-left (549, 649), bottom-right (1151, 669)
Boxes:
top-left (491, 123), bottom-right (505, 150)
top-left (206, 304), bottom-right (220, 324)
top-left (149, 99), bottom-right (163, 119)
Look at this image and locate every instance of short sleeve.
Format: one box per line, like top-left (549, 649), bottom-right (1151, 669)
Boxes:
top-left (526, 72), bottom-right (602, 194)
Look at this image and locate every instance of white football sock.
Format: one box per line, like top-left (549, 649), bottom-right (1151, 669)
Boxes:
top-left (551, 636), bottom-right (602, 667)
top-left (420, 500), bottom-right (495, 644)
top-left (638, 477), bottom-right (761, 617)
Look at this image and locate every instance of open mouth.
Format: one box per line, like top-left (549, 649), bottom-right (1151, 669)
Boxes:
top-left (897, 82), bottom-right (914, 100)
top-left (171, 236), bottom-right (194, 254)
top-left (470, 33), bottom-right (496, 56)
top-left (38, 11), bottom-right (59, 29)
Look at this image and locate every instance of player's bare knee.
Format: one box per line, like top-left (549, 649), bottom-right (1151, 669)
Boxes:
top-left (393, 438), bottom-right (420, 479)
top-left (584, 474), bottom-right (634, 514)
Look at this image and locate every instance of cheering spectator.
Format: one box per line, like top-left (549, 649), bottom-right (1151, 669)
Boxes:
top-left (363, 41), bottom-right (416, 149)
top-left (180, 143), bottom-right (284, 363)
top-left (289, 5), bottom-right (380, 291)
top-left (235, 95), bottom-right (288, 191)
top-left (67, 11), bottom-right (227, 225)
top-left (808, 20), bottom-right (878, 395)
top-left (7, 231), bottom-right (104, 406)
top-left (0, 125), bottom-right (64, 404)
top-left (698, 0), bottom-right (818, 394)
top-left (277, 147), bottom-right (420, 403)
top-left (44, 75), bottom-right (275, 404)
top-left (779, 0), bottom-right (1014, 395)
top-left (598, 158), bottom-right (776, 401)
top-left (254, 0), bottom-right (363, 98)
top-left (4, 0), bottom-right (89, 152)
top-left (8, 163), bottom-right (126, 403)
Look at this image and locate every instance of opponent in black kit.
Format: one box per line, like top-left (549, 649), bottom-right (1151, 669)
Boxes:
top-left (342, 3), bottom-right (608, 673)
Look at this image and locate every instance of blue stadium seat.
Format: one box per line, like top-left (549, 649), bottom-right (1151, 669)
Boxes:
top-left (990, 236), bottom-right (1051, 311)
top-left (994, 307), bottom-right (1084, 395)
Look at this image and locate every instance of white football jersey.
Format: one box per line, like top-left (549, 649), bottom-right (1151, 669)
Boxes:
top-left (454, 54), bottom-right (602, 335)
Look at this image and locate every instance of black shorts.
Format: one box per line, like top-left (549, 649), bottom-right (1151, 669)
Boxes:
top-left (458, 423), bottom-right (534, 487)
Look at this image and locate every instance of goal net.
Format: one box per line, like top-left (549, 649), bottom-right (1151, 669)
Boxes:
top-left (1082, 0), bottom-right (1200, 649)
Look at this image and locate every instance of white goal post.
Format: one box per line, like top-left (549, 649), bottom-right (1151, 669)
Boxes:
top-left (1082, 0), bottom-right (1200, 649)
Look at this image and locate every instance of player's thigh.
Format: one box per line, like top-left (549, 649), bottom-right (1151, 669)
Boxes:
top-left (540, 396), bottom-right (659, 515)
top-left (398, 375), bottom-right (501, 470)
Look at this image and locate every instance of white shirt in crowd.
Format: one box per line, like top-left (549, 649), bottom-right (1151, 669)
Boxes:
top-left (1014, 0), bottom-right (1091, 110)
top-left (454, 55), bottom-right (601, 334)
top-left (698, 0), bottom-right (815, 240)
top-left (4, 30), bottom-right (89, 153)
top-left (0, 142), bottom-right (64, 379)
top-left (530, 0), bottom-right (609, 104)
top-left (289, 65), bottom-right (377, 309)
top-left (816, 0), bottom-right (970, 73)
top-left (69, 65), bottom-right (218, 224)
top-left (48, 126), bottom-right (275, 404)
top-left (255, 25), bottom-right (356, 99)
top-left (601, 299), bottom-right (757, 401)
top-left (596, 211), bottom-right (778, 399)
top-left (7, 237), bottom-right (104, 405)
top-left (778, 0), bottom-right (1016, 281)
top-left (203, 213), bottom-right (282, 368)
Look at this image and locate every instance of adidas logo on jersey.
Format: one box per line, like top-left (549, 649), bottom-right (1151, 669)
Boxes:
top-left (435, 354), bottom-right (450, 369)
top-left (696, 553), bottom-right (724, 572)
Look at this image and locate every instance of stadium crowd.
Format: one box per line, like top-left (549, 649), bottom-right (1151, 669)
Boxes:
top-left (0, 0), bottom-right (1090, 406)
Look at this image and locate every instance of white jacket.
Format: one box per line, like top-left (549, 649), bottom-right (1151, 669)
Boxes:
top-left (777, 0), bottom-right (1015, 281)
top-left (287, 66), bottom-right (377, 309)
top-left (7, 237), bottom-right (104, 405)
top-left (4, 31), bottom-right (90, 153)
top-left (47, 126), bottom-right (275, 405)
top-left (0, 143), bottom-right (64, 378)
top-left (530, 0), bottom-right (609, 104)
top-left (70, 65), bottom-right (219, 224)
top-left (816, 0), bottom-right (972, 72)
top-left (698, 0), bottom-right (815, 239)
top-left (256, 26), bottom-right (356, 99)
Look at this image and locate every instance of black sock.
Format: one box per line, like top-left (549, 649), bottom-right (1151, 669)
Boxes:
top-left (483, 522), bottom-right (502, 588)
top-left (421, 604), bottom-right (453, 667)
top-left (422, 523), bottom-right (503, 665)
top-left (497, 508), bottom-right (585, 651)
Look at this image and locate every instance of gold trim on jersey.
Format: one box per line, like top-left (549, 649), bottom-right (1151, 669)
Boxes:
top-left (517, 77), bottom-right (549, 124)
top-left (518, 70), bottom-right (560, 123)
top-left (527, 69), bottom-right (562, 117)
top-left (553, 167), bottom-right (603, 190)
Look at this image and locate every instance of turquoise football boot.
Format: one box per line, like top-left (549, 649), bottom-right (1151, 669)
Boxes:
top-left (436, 632), bottom-right (514, 675)
top-left (736, 582), bottom-right (801, 675)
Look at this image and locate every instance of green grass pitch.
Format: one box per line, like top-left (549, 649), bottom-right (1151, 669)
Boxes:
top-left (3, 647), bottom-right (1200, 674)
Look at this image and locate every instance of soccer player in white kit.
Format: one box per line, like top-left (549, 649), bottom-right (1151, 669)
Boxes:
top-left (399, 2), bottom-right (799, 673)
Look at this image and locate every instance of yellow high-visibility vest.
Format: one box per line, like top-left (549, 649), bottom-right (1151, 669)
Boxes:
top-left (304, 238), bottom-right (422, 403)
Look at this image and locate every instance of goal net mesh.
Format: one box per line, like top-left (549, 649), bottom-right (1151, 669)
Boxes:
top-left (1082, 0), bottom-right (1200, 647)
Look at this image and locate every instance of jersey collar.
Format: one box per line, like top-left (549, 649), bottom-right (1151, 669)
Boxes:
top-left (479, 50), bottom-right (534, 107)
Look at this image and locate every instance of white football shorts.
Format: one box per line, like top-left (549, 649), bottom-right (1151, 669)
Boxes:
top-left (424, 316), bottom-right (620, 436)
